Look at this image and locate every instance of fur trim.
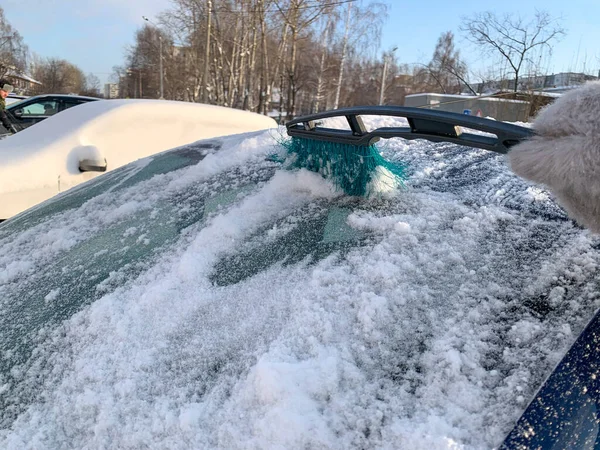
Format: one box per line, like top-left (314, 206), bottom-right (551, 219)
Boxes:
top-left (509, 81), bottom-right (600, 232)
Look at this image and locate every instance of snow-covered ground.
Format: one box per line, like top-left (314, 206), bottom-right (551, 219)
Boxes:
top-left (0, 117), bottom-right (598, 449)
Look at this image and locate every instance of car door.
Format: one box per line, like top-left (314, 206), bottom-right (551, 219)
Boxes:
top-left (10, 97), bottom-right (59, 127)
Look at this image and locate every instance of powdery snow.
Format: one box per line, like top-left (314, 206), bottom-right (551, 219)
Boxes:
top-left (0, 117), bottom-right (599, 449)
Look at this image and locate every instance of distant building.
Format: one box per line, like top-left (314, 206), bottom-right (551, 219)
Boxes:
top-left (104, 83), bottom-right (119, 99)
top-left (474, 71), bottom-right (598, 94)
top-left (5, 68), bottom-right (42, 95)
top-left (404, 91), bottom-right (557, 122)
top-left (404, 93), bottom-right (529, 122)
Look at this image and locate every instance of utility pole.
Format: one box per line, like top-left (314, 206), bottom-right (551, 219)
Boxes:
top-left (142, 16), bottom-right (165, 100)
top-left (202, 0), bottom-right (212, 103)
top-left (379, 47), bottom-right (397, 105)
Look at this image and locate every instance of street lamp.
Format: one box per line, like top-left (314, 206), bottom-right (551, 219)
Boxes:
top-left (379, 47), bottom-right (398, 105)
top-left (126, 68), bottom-right (143, 98)
top-left (142, 16), bottom-right (164, 100)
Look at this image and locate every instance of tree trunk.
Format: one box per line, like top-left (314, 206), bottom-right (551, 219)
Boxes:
top-left (314, 21), bottom-right (330, 113)
top-left (270, 21), bottom-right (289, 118)
top-left (334, 2), bottom-right (352, 109)
top-left (285, 2), bottom-right (300, 120)
top-left (202, 0), bottom-right (212, 103)
top-left (257, 0), bottom-right (270, 114)
top-left (246, 5), bottom-right (259, 111)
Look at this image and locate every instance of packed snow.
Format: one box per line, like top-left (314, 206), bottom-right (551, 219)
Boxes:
top-left (0, 117), bottom-right (599, 450)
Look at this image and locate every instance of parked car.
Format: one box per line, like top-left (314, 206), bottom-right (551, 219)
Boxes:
top-left (0, 99), bottom-right (277, 220)
top-left (0, 115), bottom-right (597, 449)
top-left (4, 93), bottom-right (99, 131)
top-left (4, 94), bottom-right (28, 106)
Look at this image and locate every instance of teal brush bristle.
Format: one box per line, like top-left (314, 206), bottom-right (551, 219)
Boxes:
top-left (277, 137), bottom-right (406, 196)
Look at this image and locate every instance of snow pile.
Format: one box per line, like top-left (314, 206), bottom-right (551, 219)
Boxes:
top-left (1, 120), bottom-right (599, 449)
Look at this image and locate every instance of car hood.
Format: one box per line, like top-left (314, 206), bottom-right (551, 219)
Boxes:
top-left (0, 125), bottom-right (598, 449)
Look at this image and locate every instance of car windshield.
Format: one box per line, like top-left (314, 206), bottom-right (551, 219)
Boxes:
top-left (1, 126), bottom-right (599, 449)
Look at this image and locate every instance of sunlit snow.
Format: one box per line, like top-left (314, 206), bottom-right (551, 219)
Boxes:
top-left (0, 118), bottom-right (599, 449)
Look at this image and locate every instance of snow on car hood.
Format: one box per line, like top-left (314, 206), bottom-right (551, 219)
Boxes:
top-left (1, 120), bottom-right (599, 449)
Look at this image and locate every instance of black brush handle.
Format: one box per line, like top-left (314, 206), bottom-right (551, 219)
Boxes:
top-left (286, 106), bottom-right (535, 154)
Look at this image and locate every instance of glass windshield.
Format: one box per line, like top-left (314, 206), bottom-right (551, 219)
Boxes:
top-left (0, 143), bottom-right (234, 424)
top-left (0, 139), bottom-right (374, 431)
top-left (3, 127), bottom-right (600, 449)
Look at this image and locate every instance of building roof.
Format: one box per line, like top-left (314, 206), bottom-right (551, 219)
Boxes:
top-left (6, 69), bottom-right (42, 85)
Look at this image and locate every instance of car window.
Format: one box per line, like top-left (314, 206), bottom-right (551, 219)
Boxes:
top-left (5, 97), bottom-right (24, 106)
top-left (3, 127), bottom-right (600, 448)
top-left (211, 205), bottom-right (364, 286)
top-left (20, 100), bottom-right (58, 116)
top-left (0, 141), bottom-right (375, 430)
top-left (0, 142), bottom-right (274, 418)
top-left (61, 100), bottom-right (85, 111)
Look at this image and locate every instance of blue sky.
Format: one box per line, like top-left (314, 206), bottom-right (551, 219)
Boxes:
top-left (380, 0), bottom-right (600, 78)
top-left (2, 0), bottom-right (599, 85)
top-left (2, 0), bottom-right (167, 84)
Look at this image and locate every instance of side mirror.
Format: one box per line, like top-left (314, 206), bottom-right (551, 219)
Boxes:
top-left (13, 109), bottom-right (23, 118)
top-left (79, 158), bottom-right (107, 172)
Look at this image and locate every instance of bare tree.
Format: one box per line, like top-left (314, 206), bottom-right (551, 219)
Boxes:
top-left (81, 73), bottom-right (102, 97)
top-left (117, 0), bottom-right (401, 116)
top-left (330, 1), bottom-right (387, 109)
top-left (313, 17), bottom-right (333, 113)
top-left (423, 31), bottom-right (475, 95)
top-left (0, 6), bottom-right (28, 78)
top-left (121, 24), bottom-right (187, 100)
top-left (163, 0), bottom-right (209, 102)
top-left (333, 1), bottom-right (351, 109)
top-left (461, 10), bottom-right (565, 92)
top-left (274, 0), bottom-right (331, 119)
top-left (31, 58), bottom-right (86, 94)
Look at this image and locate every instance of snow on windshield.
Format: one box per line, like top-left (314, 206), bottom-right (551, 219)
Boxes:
top-left (1, 119), bottom-right (599, 449)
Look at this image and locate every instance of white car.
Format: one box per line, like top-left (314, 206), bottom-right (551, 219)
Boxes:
top-left (4, 94), bottom-right (28, 106)
top-left (0, 99), bottom-right (277, 219)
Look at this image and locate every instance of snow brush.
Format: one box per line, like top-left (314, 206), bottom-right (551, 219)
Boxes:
top-left (283, 106), bottom-right (535, 196)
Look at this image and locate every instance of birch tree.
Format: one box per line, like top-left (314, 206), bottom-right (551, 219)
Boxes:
top-left (120, 0), bottom-right (396, 115)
